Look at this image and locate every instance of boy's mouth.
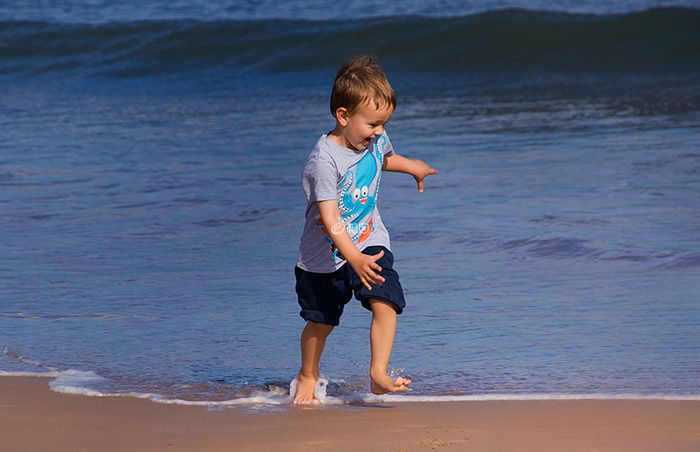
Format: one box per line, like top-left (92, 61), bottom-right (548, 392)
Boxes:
top-left (360, 197), bottom-right (367, 204)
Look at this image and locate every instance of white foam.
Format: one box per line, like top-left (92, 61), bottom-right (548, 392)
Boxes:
top-left (44, 372), bottom-right (342, 406)
top-left (155, 392), bottom-right (700, 406)
top-left (5, 367), bottom-right (699, 405)
top-left (0, 370), bottom-right (61, 377)
top-left (369, 393), bottom-right (700, 402)
top-left (149, 394), bottom-right (287, 406)
top-left (288, 374), bottom-right (337, 404)
top-left (48, 369), bottom-right (109, 396)
top-left (148, 376), bottom-right (347, 407)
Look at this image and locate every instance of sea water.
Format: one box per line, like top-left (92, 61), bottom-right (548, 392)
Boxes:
top-left (1, 0), bottom-right (699, 406)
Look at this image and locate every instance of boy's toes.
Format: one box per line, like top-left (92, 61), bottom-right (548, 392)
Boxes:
top-left (292, 375), bottom-right (320, 405)
top-left (370, 374), bottom-right (411, 394)
top-left (293, 396), bottom-right (320, 405)
top-left (394, 376), bottom-right (411, 387)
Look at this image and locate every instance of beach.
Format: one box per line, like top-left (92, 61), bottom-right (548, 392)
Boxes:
top-left (2, 0), bottom-right (699, 445)
top-left (2, 376), bottom-right (698, 451)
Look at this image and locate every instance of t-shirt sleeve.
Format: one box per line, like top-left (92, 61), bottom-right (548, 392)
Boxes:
top-left (383, 132), bottom-right (395, 157)
top-left (301, 152), bottom-right (338, 203)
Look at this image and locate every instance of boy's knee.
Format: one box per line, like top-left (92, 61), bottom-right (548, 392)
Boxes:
top-left (308, 321), bottom-right (334, 336)
top-left (368, 298), bottom-right (399, 314)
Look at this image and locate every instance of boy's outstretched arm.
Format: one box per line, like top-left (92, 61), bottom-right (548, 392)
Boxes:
top-left (382, 153), bottom-right (438, 192)
top-left (317, 200), bottom-right (385, 291)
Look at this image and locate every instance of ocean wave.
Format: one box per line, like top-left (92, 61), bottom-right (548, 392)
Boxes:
top-left (2, 346), bottom-right (61, 373)
top-left (1, 8), bottom-right (698, 81)
top-left (4, 0), bottom-right (697, 24)
top-left (655, 252), bottom-right (700, 269)
top-left (3, 353), bottom-right (699, 406)
top-left (499, 236), bottom-right (700, 269)
top-left (502, 236), bottom-right (604, 259)
top-left (10, 369), bottom-right (700, 405)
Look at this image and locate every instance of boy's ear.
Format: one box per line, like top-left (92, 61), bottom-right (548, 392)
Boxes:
top-left (335, 107), bottom-right (349, 126)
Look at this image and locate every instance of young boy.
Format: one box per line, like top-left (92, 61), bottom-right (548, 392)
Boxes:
top-left (293, 55), bottom-right (438, 405)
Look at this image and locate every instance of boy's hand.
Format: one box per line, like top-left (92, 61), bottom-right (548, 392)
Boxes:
top-left (318, 200), bottom-right (384, 291)
top-left (348, 249), bottom-right (385, 291)
top-left (383, 154), bottom-right (438, 192)
top-left (411, 158), bottom-right (439, 192)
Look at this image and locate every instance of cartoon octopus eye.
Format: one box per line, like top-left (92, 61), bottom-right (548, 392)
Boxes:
top-left (353, 188), bottom-right (361, 200)
top-left (361, 186), bottom-right (369, 197)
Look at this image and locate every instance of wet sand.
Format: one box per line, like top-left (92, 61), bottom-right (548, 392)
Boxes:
top-left (2, 376), bottom-right (699, 451)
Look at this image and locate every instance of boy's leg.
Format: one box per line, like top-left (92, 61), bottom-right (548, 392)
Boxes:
top-left (294, 320), bottom-right (334, 405)
top-left (294, 265), bottom-right (350, 404)
top-left (368, 299), bottom-right (411, 394)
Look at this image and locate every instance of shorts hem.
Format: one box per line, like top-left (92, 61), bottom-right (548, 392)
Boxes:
top-left (299, 310), bottom-right (341, 326)
top-left (358, 294), bottom-right (405, 315)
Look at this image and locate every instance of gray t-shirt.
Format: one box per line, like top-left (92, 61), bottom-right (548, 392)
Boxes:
top-left (296, 133), bottom-right (394, 273)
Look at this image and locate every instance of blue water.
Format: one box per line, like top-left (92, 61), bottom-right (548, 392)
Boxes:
top-left (1, 0), bottom-right (699, 404)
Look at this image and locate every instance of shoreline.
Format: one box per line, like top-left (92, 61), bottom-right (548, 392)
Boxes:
top-left (2, 376), bottom-right (699, 451)
top-left (5, 371), bottom-right (699, 405)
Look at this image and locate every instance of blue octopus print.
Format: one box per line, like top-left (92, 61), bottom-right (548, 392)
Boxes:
top-left (323, 136), bottom-right (387, 258)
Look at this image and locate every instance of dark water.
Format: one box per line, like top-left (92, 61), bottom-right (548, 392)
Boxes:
top-left (1, 2), bottom-right (699, 404)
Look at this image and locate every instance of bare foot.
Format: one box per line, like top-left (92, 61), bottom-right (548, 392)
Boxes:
top-left (370, 372), bottom-right (411, 395)
top-left (292, 374), bottom-right (320, 405)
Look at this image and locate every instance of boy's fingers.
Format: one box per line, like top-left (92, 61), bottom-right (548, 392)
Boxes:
top-left (359, 252), bottom-right (385, 289)
top-left (368, 268), bottom-right (384, 281)
top-left (363, 270), bottom-right (385, 289)
top-left (417, 168), bottom-right (438, 192)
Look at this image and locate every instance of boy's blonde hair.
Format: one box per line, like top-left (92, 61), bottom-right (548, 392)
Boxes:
top-left (330, 55), bottom-right (396, 116)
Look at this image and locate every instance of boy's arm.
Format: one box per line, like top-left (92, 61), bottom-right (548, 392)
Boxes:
top-left (382, 153), bottom-right (439, 192)
top-left (317, 200), bottom-right (385, 290)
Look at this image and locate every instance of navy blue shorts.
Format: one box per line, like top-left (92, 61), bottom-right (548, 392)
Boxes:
top-left (295, 246), bottom-right (405, 326)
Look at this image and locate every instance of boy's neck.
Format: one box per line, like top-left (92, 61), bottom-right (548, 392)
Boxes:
top-left (326, 124), bottom-right (351, 149)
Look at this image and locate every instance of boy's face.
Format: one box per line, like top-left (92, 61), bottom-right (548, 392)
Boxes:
top-left (336, 100), bottom-right (394, 151)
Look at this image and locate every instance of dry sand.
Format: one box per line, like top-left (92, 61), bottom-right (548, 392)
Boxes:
top-left (1, 376), bottom-right (699, 451)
